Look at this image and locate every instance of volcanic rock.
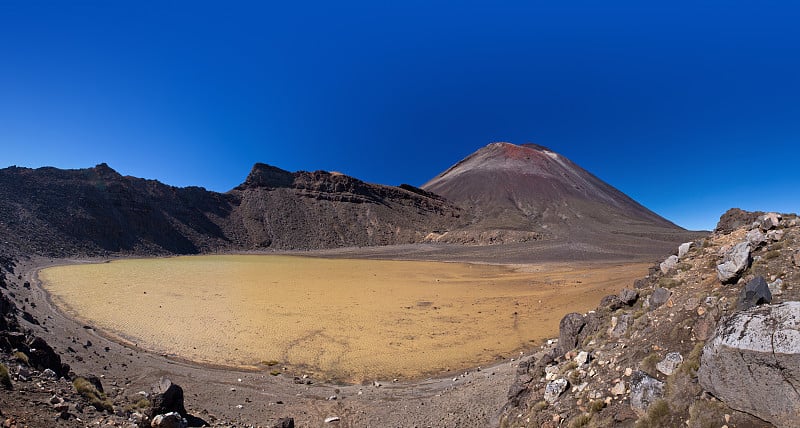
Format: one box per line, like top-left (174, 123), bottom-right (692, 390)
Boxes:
top-left (698, 302), bottom-right (800, 428)
top-left (649, 287), bottom-right (671, 310)
top-left (737, 276), bottom-right (772, 311)
top-left (557, 312), bottom-right (599, 357)
top-left (148, 378), bottom-right (187, 418)
top-left (716, 242), bottom-right (751, 283)
top-left (629, 371), bottom-right (665, 417)
top-left (660, 255), bottom-right (678, 274)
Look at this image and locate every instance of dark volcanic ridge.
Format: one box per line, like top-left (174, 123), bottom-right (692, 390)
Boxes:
top-left (0, 142), bottom-right (693, 260)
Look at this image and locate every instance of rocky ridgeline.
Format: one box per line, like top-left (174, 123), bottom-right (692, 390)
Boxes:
top-left (500, 209), bottom-right (800, 428)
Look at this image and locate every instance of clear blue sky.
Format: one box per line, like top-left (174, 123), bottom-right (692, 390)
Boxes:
top-left (1, 1), bottom-right (798, 231)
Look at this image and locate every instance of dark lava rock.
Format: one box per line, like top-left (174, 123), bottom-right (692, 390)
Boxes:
top-left (649, 287), bottom-right (671, 310)
top-left (618, 288), bottom-right (639, 306)
top-left (148, 378), bottom-right (187, 418)
top-left (26, 336), bottom-right (69, 378)
top-left (737, 276), bottom-right (772, 311)
top-left (557, 312), bottom-right (599, 356)
top-left (273, 418), bottom-right (295, 428)
top-left (715, 208), bottom-right (763, 234)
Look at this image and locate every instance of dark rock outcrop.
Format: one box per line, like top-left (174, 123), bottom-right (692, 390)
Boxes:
top-left (715, 208), bottom-right (764, 234)
top-left (737, 276), bottom-right (772, 311)
top-left (25, 336), bottom-right (69, 378)
top-left (147, 378), bottom-right (188, 419)
top-left (557, 312), bottom-right (599, 357)
top-left (698, 302), bottom-right (800, 428)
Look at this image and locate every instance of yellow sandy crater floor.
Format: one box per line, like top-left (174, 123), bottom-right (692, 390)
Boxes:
top-left (39, 255), bottom-right (647, 382)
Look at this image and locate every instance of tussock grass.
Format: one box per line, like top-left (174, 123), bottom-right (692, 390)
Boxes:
top-left (13, 351), bottom-right (29, 366)
top-left (73, 377), bottom-right (113, 412)
top-left (0, 363), bottom-right (12, 389)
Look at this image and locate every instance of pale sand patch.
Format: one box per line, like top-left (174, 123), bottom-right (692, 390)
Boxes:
top-left (39, 255), bottom-right (647, 382)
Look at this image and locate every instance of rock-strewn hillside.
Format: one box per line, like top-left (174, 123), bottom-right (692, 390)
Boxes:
top-left (0, 163), bottom-right (464, 256)
top-left (500, 209), bottom-right (800, 427)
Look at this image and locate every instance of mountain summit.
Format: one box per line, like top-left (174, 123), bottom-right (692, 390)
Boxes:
top-left (422, 142), bottom-right (680, 243)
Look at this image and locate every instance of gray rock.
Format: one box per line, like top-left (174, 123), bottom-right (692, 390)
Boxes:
top-left (608, 314), bottom-right (632, 338)
top-left (544, 378), bottom-right (569, 403)
top-left (660, 255), bottom-right (678, 274)
top-left (600, 294), bottom-right (623, 311)
top-left (649, 287), bottom-right (671, 310)
top-left (769, 279), bottom-right (784, 295)
top-left (678, 242), bottom-right (692, 258)
top-left (766, 229), bottom-right (785, 241)
top-left (630, 371), bottom-right (664, 417)
top-left (737, 276), bottom-right (772, 311)
top-left (656, 352), bottom-right (683, 376)
top-left (147, 378), bottom-right (187, 419)
top-left (618, 288), bottom-right (639, 306)
top-left (557, 312), bottom-right (599, 356)
top-left (716, 242), bottom-right (751, 283)
top-left (794, 252), bottom-right (800, 267)
top-left (151, 412), bottom-right (188, 428)
top-left (698, 302), bottom-right (800, 428)
top-left (745, 229), bottom-right (766, 247)
top-left (759, 212), bottom-right (782, 230)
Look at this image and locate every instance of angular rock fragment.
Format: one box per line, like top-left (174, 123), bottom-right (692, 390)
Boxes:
top-left (716, 242), bottom-right (751, 283)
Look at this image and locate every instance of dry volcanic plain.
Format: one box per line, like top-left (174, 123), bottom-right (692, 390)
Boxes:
top-left (39, 256), bottom-right (649, 384)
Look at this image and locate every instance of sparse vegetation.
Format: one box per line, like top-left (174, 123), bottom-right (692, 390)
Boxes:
top-left (269, 369), bottom-right (282, 376)
top-left (764, 250), bottom-right (781, 260)
top-left (639, 352), bottom-right (661, 376)
top-left (13, 351), bottom-right (29, 366)
top-left (658, 277), bottom-right (683, 289)
top-left (687, 399), bottom-right (729, 428)
top-left (560, 361), bottom-right (578, 374)
top-left (635, 399), bottom-right (670, 428)
top-left (589, 399), bottom-right (605, 413)
top-left (123, 397), bottom-right (151, 412)
top-left (0, 363), bottom-right (12, 389)
top-left (73, 376), bottom-right (114, 412)
top-left (261, 359), bottom-right (280, 366)
top-left (570, 413), bottom-right (592, 428)
top-left (532, 400), bottom-right (548, 412)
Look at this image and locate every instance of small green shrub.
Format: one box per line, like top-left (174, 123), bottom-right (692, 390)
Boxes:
top-left (13, 351), bottom-right (29, 366)
top-left (677, 262), bottom-right (693, 272)
top-left (590, 399), bottom-right (605, 413)
top-left (658, 277), bottom-right (683, 289)
top-left (560, 361), bottom-right (578, 374)
top-left (639, 353), bottom-right (661, 376)
top-left (261, 360), bottom-right (280, 366)
top-left (0, 363), bottom-right (12, 389)
top-left (532, 400), bottom-right (548, 412)
top-left (764, 250), bottom-right (780, 260)
top-left (269, 369), bottom-right (282, 376)
top-left (570, 414), bottom-right (592, 428)
top-left (123, 397), bottom-right (150, 412)
top-left (635, 400), bottom-right (670, 428)
top-left (73, 377), bottom-right (113, 412)
top-left (687, 399), bottom-right (729, 428)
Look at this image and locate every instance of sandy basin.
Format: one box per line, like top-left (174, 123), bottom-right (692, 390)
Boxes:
top-left (39, 255), bottom-right (647, 382)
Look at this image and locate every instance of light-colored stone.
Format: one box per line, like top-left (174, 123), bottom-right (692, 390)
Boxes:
top-left (575, 351), bottom-right (590, 366)
top-left (630, 371), bottom-right (664, 417)
top-left (656, 352), bottom-right (683, 376)
top-left (150, 412), bottom-right (187, 428)
top-left (759, 213), bottom-right (782, 230)
top-left (608, 314), bottom-right (632, 338)
top-left (766, 229), bottom-right (785, 241)
top-left (746, 229), bottom-right (766, 247)
top-left (678, 242), bottom-right (693, 258)
top-left (610, 381), bottom-right (626, 396)
top-left (769, 279), bottom-right (784, 296)
top-left (698, 302), bottom-right (800, 428)
top-left (544, 378), bottom-right (569, 404)
top-left (660, 255), bottom-right (679, 274)
top-left (717, 242), bottom-right (751, 283)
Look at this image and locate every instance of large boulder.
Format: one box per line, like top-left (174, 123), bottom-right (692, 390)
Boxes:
top-left (556, 312), bottom-right (599, 356)
top-left (660, 255), bottom-right (678, 274)
top-left (26, 336), bottom-right (69, 378)
top-left (737, 276), bottom-right (772, 311)
top-left (649, 287), bottom-right (671, 310)
top-left (678, 242), bottom-right (692, 258)
top-left (147, 378), bottom-right (187, 419)
top-left (715, 208), bottom-right (762, 234)
top-left (716, 242), bottom-right (751, 283)
top-left (698, 302), bottom-right (800, 428)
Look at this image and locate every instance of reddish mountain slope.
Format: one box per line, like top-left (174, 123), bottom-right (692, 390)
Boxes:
top-left (422, 143), bottom-right (682, 242)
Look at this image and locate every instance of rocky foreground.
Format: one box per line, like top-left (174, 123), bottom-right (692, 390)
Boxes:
top-left (500, 209), bottom-right (800, 428)
top-left (1, 208), bottom-right (798, 427)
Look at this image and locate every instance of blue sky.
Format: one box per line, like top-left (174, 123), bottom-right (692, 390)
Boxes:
top-left (1, 1), bottom-right (798, 230)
